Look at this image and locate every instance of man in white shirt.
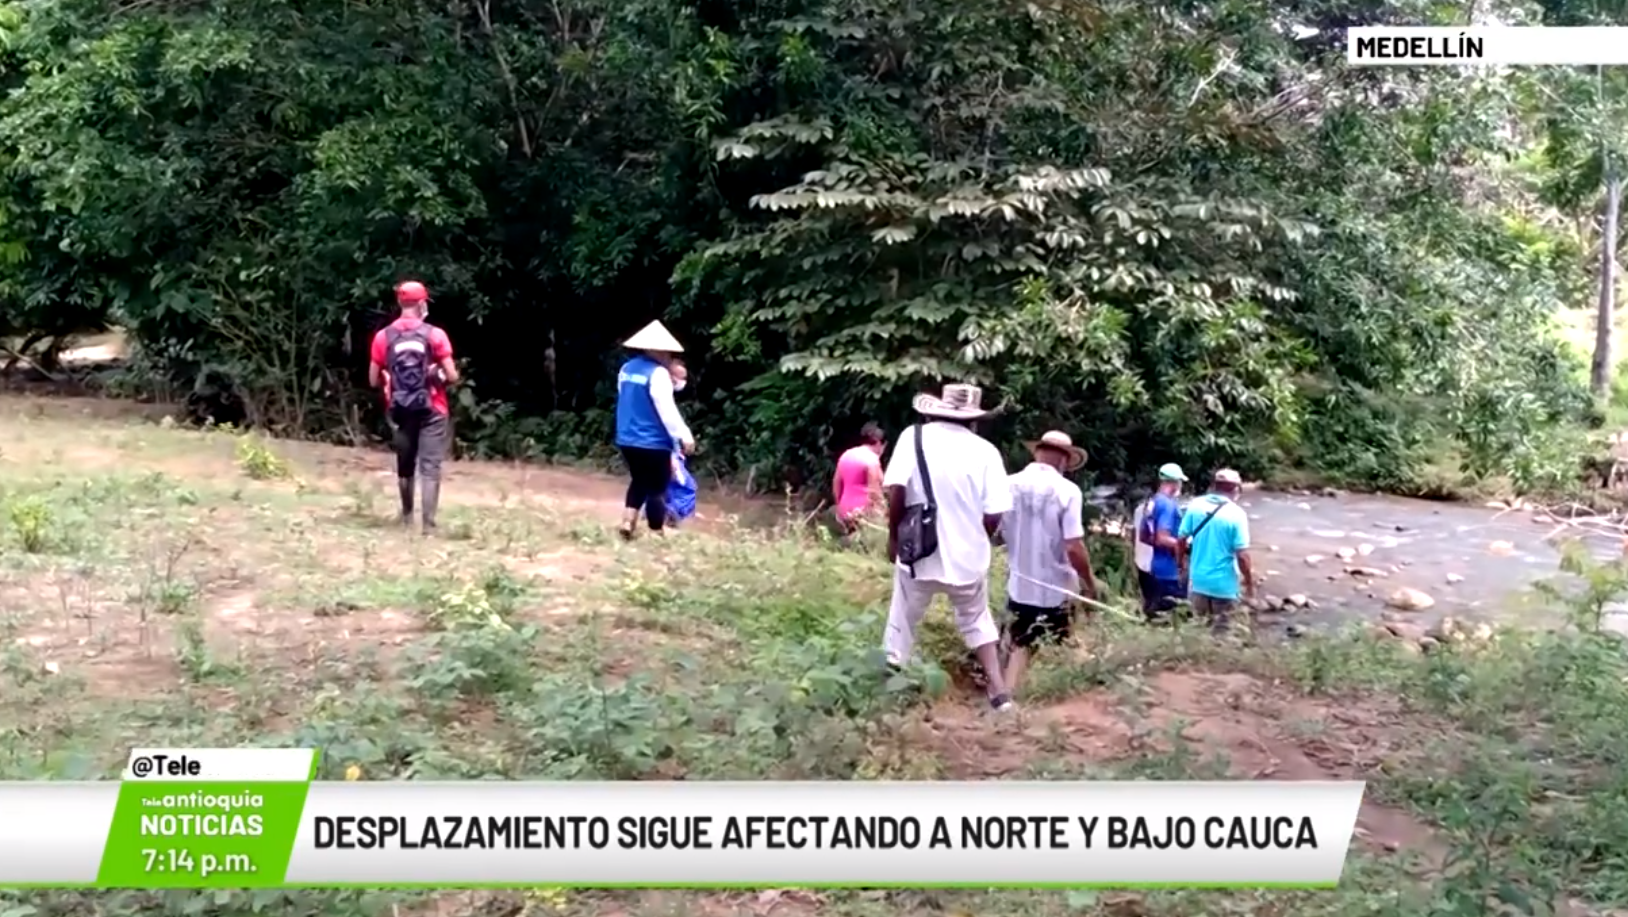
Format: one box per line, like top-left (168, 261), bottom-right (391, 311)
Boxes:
top-left (1001, 431), bottom-right (1098, 695)
top-left (882, 384), bottom-right (1015, 712)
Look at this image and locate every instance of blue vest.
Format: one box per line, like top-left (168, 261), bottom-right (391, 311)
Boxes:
top-left (615, 355), bottom-right (670, 450)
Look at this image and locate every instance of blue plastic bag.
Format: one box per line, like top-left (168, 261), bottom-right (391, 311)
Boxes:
top-left (666, 451), bottom-right (697, 524)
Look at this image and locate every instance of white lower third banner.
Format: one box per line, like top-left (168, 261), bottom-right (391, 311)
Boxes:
top-left (0, 773), bottom-right (1365, 887)
top-left (288, 782), bottom-right (1362, 886)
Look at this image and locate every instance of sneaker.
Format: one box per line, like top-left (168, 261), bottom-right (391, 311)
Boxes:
top-left (989, 693), bottom-right (1015, 713)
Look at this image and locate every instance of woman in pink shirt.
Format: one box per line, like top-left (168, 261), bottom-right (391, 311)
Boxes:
top-left (832, 423), bottom-right (887, 533)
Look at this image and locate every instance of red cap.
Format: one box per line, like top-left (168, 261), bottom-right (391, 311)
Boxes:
top-left (395, 281), bottom-right (429, 303)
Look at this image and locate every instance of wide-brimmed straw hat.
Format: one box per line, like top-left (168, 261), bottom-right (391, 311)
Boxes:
top-left (1025, 430), bottom-right (1087, 473)
top-left (623, 321), bottom-right (684, 353)
top-left (912, 383), bottom-right (993, 421)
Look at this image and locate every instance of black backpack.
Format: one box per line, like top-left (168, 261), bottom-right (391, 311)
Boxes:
top-left (385, 324), bottom-right (434, 412)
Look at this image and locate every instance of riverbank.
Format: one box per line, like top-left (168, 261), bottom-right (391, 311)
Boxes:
top-left (1, 391), bottom-right (1625, 917)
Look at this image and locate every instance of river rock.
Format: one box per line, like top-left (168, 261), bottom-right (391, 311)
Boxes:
top-left (1311, 529), bottom-right (1347, 539)
top-left (1286, 593), bottom-right (1309, 608)
top-left (1286, 624), bottom-right (1308, 638)
top-left (1418, 636), bottom-right (1441, 653)
top-left (1304, 554), bottom-right (1325, 565)
top-left (1489, 540), bottom-right (1515, 556)
top-left (1346, 565), bottom-right (1387, 577)
top-left (1386, 587), bottom-right (1435, 611)
top-left (1320, 487), bottom-right (1341, 497)
top-left (1357, 543), bottom-right (1374, 556)
top-left (1445, 573), bottom-right (1464, 584)
top-left (1296, 502), bottom-right (1311, 510)
top-left (1383, 620), bottom-right (1428, 642)
top-left (1485, 500), bottom-right (1508, 509)
top-left (1336, 547), bottom-right (1356, 560)
top-left (1429, 616), bottom-right (1459, 641)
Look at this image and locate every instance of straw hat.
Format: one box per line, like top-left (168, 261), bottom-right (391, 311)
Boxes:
top-left (1024, 430), bottom-right (1087, 473)
top-left (912, 383), bottom-right (993, 421)
top-left (623, 321), bottom-right (684, 353)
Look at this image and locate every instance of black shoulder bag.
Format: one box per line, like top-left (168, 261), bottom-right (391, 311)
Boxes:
top-left (1181, 500), bottom-right (1224, 549)
top-left (894, 423), bottom-right (939, 577)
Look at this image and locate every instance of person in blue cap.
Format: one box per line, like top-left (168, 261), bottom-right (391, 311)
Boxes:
top-left (1133, 463), bottom-right (1188, 622)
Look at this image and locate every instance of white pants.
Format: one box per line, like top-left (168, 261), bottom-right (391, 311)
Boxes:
top-left (883, 567), bottom-right (1000, 665)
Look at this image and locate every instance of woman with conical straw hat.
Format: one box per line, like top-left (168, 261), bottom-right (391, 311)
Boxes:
top-left (613, 320), bottom-right (694, 540)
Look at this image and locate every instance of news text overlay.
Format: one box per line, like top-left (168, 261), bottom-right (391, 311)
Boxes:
top-left (1347, 26), bottom-right (1628, 66)
top-left (100, 748), bottom-right (318, 887)
top-left (0, 755), bottom-right (1363, 888)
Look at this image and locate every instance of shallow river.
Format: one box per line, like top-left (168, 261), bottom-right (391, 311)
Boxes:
top-left (1210, 489), bottom-right (1625, 634)
top-left (722, 481), bottom-right (1628, 635)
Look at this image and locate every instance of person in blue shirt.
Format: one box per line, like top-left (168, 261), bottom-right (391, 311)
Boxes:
top-left (1134, 463), bottom-right (1188, 623)
top-left (614, 321), bottom-right (695, 540)
top-left (664, 361), bottom-right (698, 527)
top-left (1176, 469), bottom-right (1256, 635)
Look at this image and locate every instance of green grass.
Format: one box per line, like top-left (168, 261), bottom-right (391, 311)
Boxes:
top-left (0, 394), bottom-right (1626, 917)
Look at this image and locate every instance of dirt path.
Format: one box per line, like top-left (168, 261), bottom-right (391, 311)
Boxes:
top-left (926, 670), bottom-right (1446, 868)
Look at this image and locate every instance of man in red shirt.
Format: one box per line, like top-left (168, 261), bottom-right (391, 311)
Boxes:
top-left (369, 280), bottom-right (459, 531)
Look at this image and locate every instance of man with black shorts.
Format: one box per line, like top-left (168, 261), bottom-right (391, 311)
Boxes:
top-left (999, 431), bottom-right (1098, 696)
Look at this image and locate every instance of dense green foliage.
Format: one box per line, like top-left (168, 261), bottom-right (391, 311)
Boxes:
top-left (0, 0), bottom-right (1620, 491)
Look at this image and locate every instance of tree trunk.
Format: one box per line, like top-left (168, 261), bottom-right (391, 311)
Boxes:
top-left (1590, 165), bottom-right (1622, 398)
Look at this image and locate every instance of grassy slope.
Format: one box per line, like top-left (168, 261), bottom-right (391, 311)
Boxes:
top-left (0, 394), bottom-right (1625, 917)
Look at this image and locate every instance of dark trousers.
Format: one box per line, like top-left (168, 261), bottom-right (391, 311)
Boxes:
top-left (391, 408), bottom-right (449, 481)
top-left (390, 408), bottom-right (449, 524)
top-left (1137, 569), bottom-right (1182, 621)
top-left (1190, 593), bottom-right (1238, 635)
top-left (620, 445), bottom-right (672, 531)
